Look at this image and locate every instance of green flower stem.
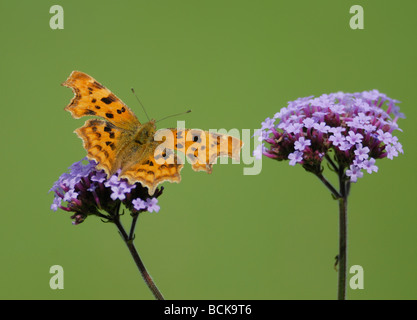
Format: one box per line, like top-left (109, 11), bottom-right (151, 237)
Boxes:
top-left (113, 214), bottom-right (164, 300)
top-left (316, 166), bottom-right (349, 300)
top-left (337, 168), bottom-right (348, 300)
top-left (315, 173), bottom-right (342, 199)
top-left (129, 213), bottom-right (139, 241)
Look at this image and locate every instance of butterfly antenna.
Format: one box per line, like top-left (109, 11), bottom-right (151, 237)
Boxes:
top-left (131, 88), bottom-right (151, 122)
top-left (156, 110), bottom-right (192, 123)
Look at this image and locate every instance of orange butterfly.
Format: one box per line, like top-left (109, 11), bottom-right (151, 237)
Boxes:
top-left (62, 71), bottom-right (243, 195)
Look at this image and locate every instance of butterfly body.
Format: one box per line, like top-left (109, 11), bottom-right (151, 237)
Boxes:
top-left (133, 121), bottom-right (157, 145)
top-left (63, 71), bottom-right (243, 195)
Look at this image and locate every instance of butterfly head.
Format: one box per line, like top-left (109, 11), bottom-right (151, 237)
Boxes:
top-left (134, 120), bottom-right (157, 144)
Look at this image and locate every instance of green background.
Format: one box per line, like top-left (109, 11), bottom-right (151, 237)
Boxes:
top-left (1, 0), bottom-right (416, 300)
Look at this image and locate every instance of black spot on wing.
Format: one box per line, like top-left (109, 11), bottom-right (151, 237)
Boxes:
top-left (101, 94), bottom-right (117, 105)
top-left (144, 160), bottom-right (155, 166)
top-left (105, 141), bottom-right (116, 150)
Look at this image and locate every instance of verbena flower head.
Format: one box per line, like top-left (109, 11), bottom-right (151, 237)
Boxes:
top-left (49, 158), bottom-right (163, 224)
top-left (255, 90), bottom-right (404, 181)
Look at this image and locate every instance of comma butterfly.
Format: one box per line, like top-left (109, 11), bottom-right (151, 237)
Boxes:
top-left (62, 71), bottom-right (243, 195)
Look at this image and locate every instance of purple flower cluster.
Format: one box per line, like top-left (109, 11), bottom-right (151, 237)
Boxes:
top-left (254, 90), bottom-right (404, 182)
top-left (49, 158), bottom-right (163, 224)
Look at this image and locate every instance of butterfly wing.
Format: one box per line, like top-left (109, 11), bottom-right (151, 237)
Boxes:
top-left (75, 119), bottom-right (135, 176)
top-left (62, 71), bottom-right (141, 130)
top-left (63, 71), bottom-right (143, 176)
top-left (119, 142), bottom-right (184, 196)
top-left (155, 128), bottom-right (243, 173)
